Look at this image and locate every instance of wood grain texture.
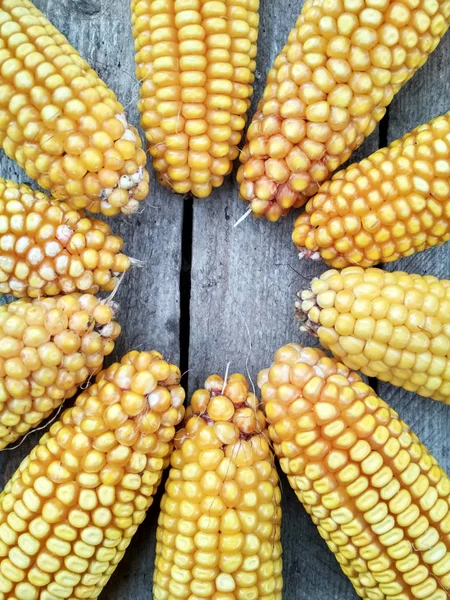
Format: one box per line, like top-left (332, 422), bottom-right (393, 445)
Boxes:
top-left (0, 1), bottom-right (449, 599)
top-left (0, 1), bottom-right (183, 598)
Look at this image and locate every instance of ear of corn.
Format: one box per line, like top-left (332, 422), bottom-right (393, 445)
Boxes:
top-left (0, 294), bottom-right (121, 449)
top-left (153, 372), bottom-right (283, 599)
top-left (293, 110), bottom-right (450, 268)
top-left (0, 0), bottom-right (150, 217)
top-left (237, 0), bottom-right (450, 222)
top-left (260, 343), bottom-right (450, 600)
top-left (131, 0), bottom-right (260, 198)
top-left (0, 177), bottom-right (131, 298)
top-left (297, 266), bottom-right (450, 403)
top-left (0, 350), bottom-right (185, 599)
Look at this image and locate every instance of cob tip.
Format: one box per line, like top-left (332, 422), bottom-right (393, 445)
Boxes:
top-left (295, 283), bottom-right (321, 336)
top-left (293, 267), bottom-right (450, 401)
top-left (93, 349), bottom-right (186, 440)
top-left (292, 110), bottom-right (450, 268)
top-left (237, 149), bottom-right (310, 222)
top-left (179, 372), bottom-right (267, 444)
top-left (292, 211), bottom-right (321, 260)
top-left (95, 113), bottom-right (148, 216)
top-left (0, 179), bottom-right (136, 298)
top-left (0, 293), bottom-right (122, 449)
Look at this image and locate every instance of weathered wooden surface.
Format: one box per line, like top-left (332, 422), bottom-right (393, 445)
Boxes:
top-left (0, 0), bottom-right (449, 599)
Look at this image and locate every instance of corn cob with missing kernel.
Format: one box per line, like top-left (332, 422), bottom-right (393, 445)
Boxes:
top-left (297, 267), bottom-right (450, 402)
top-left (0, 178), bottom-right (132, 298)
top-left (260, 343), bottom-right (450, 600)
top-left (0, 0), bottom-right (150, 216)
top-left (0, 293), bottom-right (121, 449)
top-left (293, 110), bottom-right (450, 268)
top-left (153, 373), bottom-right (283, 599)
top-left (131, 0), bottom-right (260, 198)
top-left (0, 350), bottom-right (185, 599)
top-left (237, 0), bottom-right (450, 222)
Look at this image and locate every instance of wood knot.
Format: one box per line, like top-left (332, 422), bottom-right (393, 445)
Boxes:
top-left (63, 0), bottom-right (103, 16)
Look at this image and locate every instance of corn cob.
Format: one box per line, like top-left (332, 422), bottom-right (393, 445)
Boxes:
top-left (153, 372), bottom-right (283, 599)
top-left (293, 110), bottom-right (450, 268)
top-left (0, 350), bottom-right (185, 599)
top-left (131, 0), bottom-right (260, 198)
top-left (260, 342), bottom-right (450, 600)
top-left (0, 293), bottom-right (121, 449)
top-left (0, 0), bottom-right (150, 217)
top-left (0, 178), bottom-right (132, 298)
top-left (237, 0), bottom-right (450, 222)
top-left (296, 266), bottom-right (450, 403)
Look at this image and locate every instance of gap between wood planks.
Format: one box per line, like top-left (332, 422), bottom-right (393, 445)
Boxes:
top-left (369, 106), bottom-right (389, 396)
top-left (179, 197), bottom-right (193, 386)
top-left (177, 109), bottom-right (391, 395)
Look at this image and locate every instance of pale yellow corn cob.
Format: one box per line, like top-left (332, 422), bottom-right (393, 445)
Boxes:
top-left (297, 267), bottom-right (450, 402)
top-left (0, 178), bottom-right (131, 298)
top-left (0, 350), bottom-right (185, 599)
top-left (237, 0), bottom-right (450, 221)
top-left (0, 0), bottom-right (150, 216)
top-left (0, 293), bottom-right (121, 448)
top-left (131, 0), bottom-right (260, 198)
top-left (153, 372), bottom-right (283, 599)
top-left (293, 110), bottom-right (450, 268)
top-left (260, 343), bottom-right (450, 600)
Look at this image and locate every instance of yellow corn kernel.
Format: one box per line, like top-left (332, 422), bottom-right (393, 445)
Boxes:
top-left (237, 0), bottom-right (450, 221)
top-left (131, 0), bottom-right (260, 198)
top-left (297, 267), bottom-right (450, 403)
top-left (0, 350), bottom-right (184, 599)
top-left (0, 294), bottom-right (121, 448)
top-left (260, 343), bottom-right (450, 598)
top-left (0, 178), bottom-right (131, 298)
top-left (293, 110), bottom-right (450, 267)
top-left (0, 0), bottom-right (150, 216)
top-left (153, 372), bottom-right (282, 598)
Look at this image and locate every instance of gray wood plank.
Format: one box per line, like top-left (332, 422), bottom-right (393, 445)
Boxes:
top-left (376, 31), bottom-right (450, 461)
top-left (0, 2), bottom-right (183, 598)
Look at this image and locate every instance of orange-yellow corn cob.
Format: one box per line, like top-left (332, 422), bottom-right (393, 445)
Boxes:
top-left (237, 0), bottom-right (450, 222)
top-left (260, 343), bottom-right (450, 600)
top-left (293, 110), bottom-right (450, 268)
top-left (0, 293), bottom-right (121, 449)
top-left (131, 0), bottom-right (260, 198)
top-left (0, 178), bottom-right (132, 298)
top-left (0, 350), bottom-right (185, 599)
top-left (153, 373), bottom-right (283, 599)
top-left (297, 266), bottom-right (450, 402)
top-left (0, 0), bottom-right (150, 216)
